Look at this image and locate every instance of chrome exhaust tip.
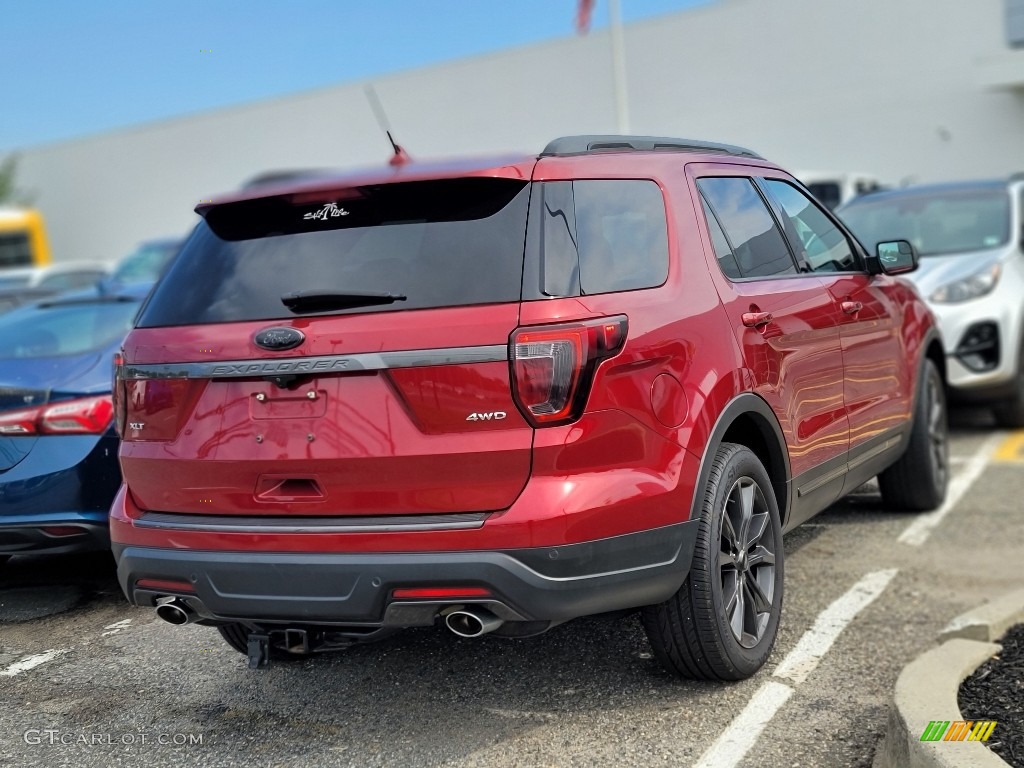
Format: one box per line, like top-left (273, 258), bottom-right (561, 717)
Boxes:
top-left (444, 607), bottom-right (503, 638)
top-left (155, 597), bottom-right (196, 626)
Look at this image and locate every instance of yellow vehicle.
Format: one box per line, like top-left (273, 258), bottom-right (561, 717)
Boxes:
top-left (0, 207), bottom-right (51, 269)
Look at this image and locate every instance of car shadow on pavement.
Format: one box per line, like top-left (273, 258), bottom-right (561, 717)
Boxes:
top-left (170, 612), bottom-right (739, 764)
top-left (0, 551), bottom-right (123, 623)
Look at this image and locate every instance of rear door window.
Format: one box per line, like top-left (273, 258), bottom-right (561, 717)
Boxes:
top-left (137, 178), bottom-right (530, 327)
top-left (527, 179), bottom-right (669, 297)
top-left (698, 177), bottom-right (797, 278)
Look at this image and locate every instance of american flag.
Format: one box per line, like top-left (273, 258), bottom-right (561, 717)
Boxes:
top-left (576, 0), bottom-right (596, 34)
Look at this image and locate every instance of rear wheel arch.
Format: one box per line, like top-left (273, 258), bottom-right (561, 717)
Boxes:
top-left (688, 393), bottom-right (791, 528)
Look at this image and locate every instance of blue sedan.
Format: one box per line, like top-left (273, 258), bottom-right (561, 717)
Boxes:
top-left (0, 283), bottom-right (150, 564)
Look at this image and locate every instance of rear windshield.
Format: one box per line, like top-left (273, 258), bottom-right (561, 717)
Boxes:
top-left (0, 299), bottom-right (141, 359)
top-left (138, 178), bottom-right (530, 327)
top-left (839, 187), bottom-right (1010, 257)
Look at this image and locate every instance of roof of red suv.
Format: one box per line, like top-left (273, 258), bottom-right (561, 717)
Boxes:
top-left (197, 135), bottom-right (765, 214)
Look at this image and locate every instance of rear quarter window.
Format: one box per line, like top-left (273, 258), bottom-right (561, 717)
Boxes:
top-left (526, 179), bottom-right (669, 298)
top-left (137, 178), bottom-right (530, 327)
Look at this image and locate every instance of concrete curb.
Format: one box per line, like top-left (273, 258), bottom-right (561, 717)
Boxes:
top-left (874, 589), bottom-right (1024, 768)
top-left (939, 588), bottom-right (1024, 643)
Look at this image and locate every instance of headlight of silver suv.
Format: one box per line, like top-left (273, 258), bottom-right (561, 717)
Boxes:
top-left (930, 263), bottom-right (1001, 304)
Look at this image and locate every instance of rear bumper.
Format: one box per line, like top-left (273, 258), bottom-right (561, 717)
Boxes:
top-left (0, 511), bottom-right (110, 555)
top-left (0, 433), bottom-right (120, 556)
top-left (114, 520), bottom-right (699, 625)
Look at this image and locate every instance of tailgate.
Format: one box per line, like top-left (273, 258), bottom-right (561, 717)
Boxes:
top-left (119, 174), bottom-right (535, 518)
top-left (120, 308), bottom-right (530, 516)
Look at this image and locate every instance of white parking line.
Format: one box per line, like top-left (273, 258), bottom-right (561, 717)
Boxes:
top-left (772, 568), bottom-right (897, 684)
top-left (694, 569), bottom-right (898, 768)
top-left (897, 432), bottom-right (1003, 547)
top-left (694, 681), bottom-right (794, 768)
top-left (0, 649), bottom-right (69, 677)
top-left (102, 618), bottom-right (133, 637)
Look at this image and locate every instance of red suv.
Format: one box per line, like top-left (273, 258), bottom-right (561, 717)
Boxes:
top-left (111, 136), bottom-right (948, 679)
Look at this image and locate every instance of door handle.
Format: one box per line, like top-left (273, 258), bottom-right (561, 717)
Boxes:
top-left (742, 311), bottom-right (774, 328)
top-left (841, 301), bottom-right (863, 315)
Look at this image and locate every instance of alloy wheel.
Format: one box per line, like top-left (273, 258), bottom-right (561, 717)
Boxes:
top-left (927, 374), bottom-right (948, 490)
top-left (719, 477), bottom-right (776, 648)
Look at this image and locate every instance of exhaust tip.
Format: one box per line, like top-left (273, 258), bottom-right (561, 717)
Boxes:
top-left (444, 607), bottom-right (503, 638)
top-left (155, 597), bottom-right (195, 626)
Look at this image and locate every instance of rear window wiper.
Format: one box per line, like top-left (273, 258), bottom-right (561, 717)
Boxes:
top-left (281, 290), bottom-right (407, 313)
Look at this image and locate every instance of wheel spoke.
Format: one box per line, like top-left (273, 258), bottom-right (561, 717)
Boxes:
top-left (737, 480), bottom-right (755, 548)
top-left (721, 508), bottom-right (740, 552)
top-left (729, 580), bottom-right (745, 640)
top-left (747, 511), bottom-right (768, 548)
top-left (929, 394), bottom-right (942, 435)
top-left (719, 550), bottom-right (738, 570)
top-left (739, 580), bottom-right (760, 646)
top-left (745, 572), bottom-right (773, 614)
top-left (746, 544), bottom-right (775, 568)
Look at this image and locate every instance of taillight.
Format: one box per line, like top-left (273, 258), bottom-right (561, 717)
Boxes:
top-left (113, 351), bottom-right (126, 436)
top-left (40, 396), bottom-right (114, 434)
top-left (0, 395), bottom-right (114, 436)
top-left (0, 408), bottom-right (39, 435)
top-left (510, 315), bottom-right (627, 427)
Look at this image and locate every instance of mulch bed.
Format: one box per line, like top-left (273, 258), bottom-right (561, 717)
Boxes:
top-left (959, 623), bottom-right (1024, 767)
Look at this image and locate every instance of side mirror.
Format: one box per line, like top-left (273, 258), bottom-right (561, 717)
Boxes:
top-left (874, 240), bottom-right (918, 275)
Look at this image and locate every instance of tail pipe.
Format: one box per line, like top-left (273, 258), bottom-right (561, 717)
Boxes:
top-left (444, 607), bottom-right (504, 638)
top-left (154, 596), bottom-right (198, 626)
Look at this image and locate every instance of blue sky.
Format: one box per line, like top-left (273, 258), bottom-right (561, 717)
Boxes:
top-left (4, 0), bottom-right (709, 152)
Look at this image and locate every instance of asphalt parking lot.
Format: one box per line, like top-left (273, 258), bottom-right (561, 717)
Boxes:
top-left (2, 409), bottom-right (1023, 768)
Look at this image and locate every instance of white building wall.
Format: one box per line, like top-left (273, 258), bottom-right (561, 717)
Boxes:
top-left (9, 0), bottom-right (1024, 263)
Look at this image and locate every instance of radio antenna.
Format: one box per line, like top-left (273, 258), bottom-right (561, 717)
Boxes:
top-left (364, 84), bottom-right (410, 167)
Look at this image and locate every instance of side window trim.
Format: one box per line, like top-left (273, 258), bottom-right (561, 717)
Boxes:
top-left (756, 176), bottom-right (868, 275)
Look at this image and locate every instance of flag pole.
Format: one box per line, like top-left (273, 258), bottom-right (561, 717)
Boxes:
top-left (607, 0), bottom-right (630, 134)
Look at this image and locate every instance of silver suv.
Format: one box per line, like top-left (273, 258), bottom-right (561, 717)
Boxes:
top-left (839, 176), bottom-right (1024, 426)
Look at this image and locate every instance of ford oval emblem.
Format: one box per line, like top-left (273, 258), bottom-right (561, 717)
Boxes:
top-left (254, 327), bottom-right (305, 351)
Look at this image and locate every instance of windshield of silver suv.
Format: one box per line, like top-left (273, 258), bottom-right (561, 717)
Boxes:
top-left (839, 185), bottom-right (1010, 257)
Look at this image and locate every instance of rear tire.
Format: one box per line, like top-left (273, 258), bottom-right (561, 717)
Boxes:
top-left (879, 360), bottom-right (948, 511)
top-left (641, 442), bottom-right (784, 680)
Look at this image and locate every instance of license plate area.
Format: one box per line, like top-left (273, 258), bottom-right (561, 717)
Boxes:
top-left (249, 388), bottom-right (328, 419)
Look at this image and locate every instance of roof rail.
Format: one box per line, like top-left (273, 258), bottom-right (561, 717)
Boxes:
top-left (541, 135), bottom-right (762, 159)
